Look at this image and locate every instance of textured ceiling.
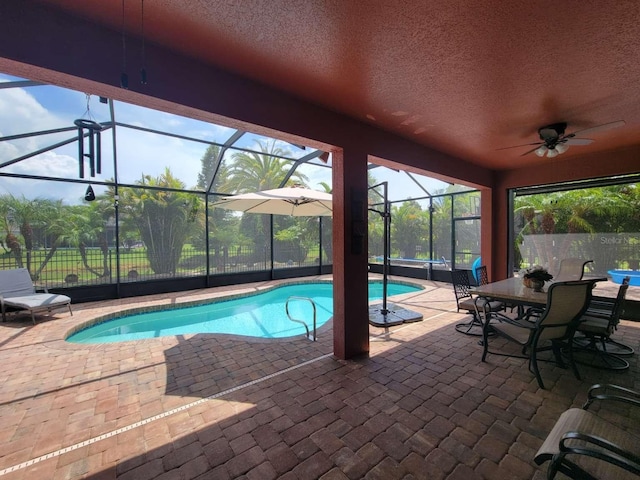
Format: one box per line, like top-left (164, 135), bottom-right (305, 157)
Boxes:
top-left (34, 0), bottom-right (640, 171)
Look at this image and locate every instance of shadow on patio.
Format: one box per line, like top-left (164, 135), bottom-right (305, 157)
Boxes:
top-left (45, 313), bottom-right (640, 476)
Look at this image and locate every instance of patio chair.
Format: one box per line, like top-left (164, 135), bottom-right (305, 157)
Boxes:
top-left (554, 258), bottom-right (594, 282)
top-left (475, 264), bottom-right (490, 286)
top-left (475, 265), bottom-right (517, 313)
top-left (534, 384), bottom-right (640, 479)
top-left (572, 276), bottom-right (632, 370)
top-left (481, 280), bottom-right (592, 389)
top-left (0, 268), bottom-right (72, 324)
top-left (452, 268), bottom-right (503, 336)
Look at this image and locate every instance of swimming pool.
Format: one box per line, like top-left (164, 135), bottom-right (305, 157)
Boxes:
top-left (66, 281), bottom-right (422, 344)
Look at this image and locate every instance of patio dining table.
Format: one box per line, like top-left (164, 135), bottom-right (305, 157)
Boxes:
top-left (470, 276), bottom-right (609, 314)
top-left (470, 277), bottom-right (548, 308)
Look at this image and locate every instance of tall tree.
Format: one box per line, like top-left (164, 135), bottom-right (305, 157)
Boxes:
top-left (57, 200), bottom-right (113, 279)
top-left (195, 143), bottom-right (234, 253)
top-left (0, 195), bottom-right (60, 276)
top-left (225, 140), bottom-right (307, 193)
top-left (226, 140), bottom-right (308, 253)
top-left (120, 168), bottom-right (201, 274)
top-left (391, 200), bottom-right (429, 259)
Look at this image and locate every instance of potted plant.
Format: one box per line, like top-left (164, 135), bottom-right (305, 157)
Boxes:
top-left (523, 265), bottom-right (553, 292)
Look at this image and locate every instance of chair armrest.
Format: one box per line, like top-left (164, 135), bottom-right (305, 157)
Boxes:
top-left (522, 306), bottom-right (544, 322)
top-left (584, 384), bottom-right (640, 410)
top-left (558, 431), bottom-right (640, 476)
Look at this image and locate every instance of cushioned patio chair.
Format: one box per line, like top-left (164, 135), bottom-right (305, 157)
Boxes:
top-left (452, 268), bottom-right (503, 336)
top-left (573, 276), bottom-right (632, 370)
top-left (554, 258), bottom-right (594, 282)
top-left (0, 268), bottom-right (72, 324)
top-left (481, 280), bottom-right (592, 389)
top-left (535, 383), bottom-right (640, 479)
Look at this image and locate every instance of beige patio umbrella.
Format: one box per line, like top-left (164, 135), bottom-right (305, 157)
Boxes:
top-left (211, 186), bottom-right (332, 216)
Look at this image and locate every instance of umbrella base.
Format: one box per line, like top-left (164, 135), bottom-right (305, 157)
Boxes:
top-left (368, 303), bottom-right (423, 327)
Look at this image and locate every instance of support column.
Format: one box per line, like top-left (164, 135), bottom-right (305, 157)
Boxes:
top-left (480, 187), bottom-right (495, 280)
top-left (332, 148), bottom-right (370, 359)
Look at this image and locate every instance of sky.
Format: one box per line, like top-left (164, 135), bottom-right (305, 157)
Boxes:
top-left (0, 72), bottom-right (450, 204)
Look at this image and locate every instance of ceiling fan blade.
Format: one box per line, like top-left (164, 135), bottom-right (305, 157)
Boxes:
top-left (496, 142), bottom-right (542, 151)
top-left (565, 120), bottom-right (625, 139)
top-left (564, 138), bottom-right (594, 146)
top-left (520, 145), bottom-right (542, 156)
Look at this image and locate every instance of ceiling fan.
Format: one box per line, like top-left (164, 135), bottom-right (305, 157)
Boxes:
top-left (499, 120), bottom-right (625, 158)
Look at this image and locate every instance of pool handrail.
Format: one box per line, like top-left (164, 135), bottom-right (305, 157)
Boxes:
top-left (285, 296), bottom-right (317, 341)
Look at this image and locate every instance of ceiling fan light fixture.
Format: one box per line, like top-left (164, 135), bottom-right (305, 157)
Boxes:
top-left (535, 145), bottom-right (548, 157)
top-left (546, 148), bottom-right (559, 158)
top-left (555, 143), bottom-right (569, 154)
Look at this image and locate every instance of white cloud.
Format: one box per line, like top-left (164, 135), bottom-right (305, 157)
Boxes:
top-left (0, 87), bottom-right (63, 137)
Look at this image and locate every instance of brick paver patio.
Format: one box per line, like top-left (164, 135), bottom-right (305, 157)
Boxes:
top-left (0, 276), bottom-right (638, 479)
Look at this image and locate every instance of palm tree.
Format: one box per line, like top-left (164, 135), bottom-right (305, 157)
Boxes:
top-left (0, 195), bottom-right (60, 274)
top-left (225, 140), bottom-right (307, 193)
top-left (392, 200), bottom-right (429, 259)
top-left (225, 141), bottom-right (308, 256)
top-left (120, 168), bottom-right (202, 274)
top-left (0, 195), bottom-right (23, 268)
top-left (514, 192), bottom-right (564, 269)
top-left (57, 201), bottom-right (113, 280)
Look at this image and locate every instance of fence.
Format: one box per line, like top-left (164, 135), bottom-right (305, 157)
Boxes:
top-left (0, 244), bottom-right (330, 289)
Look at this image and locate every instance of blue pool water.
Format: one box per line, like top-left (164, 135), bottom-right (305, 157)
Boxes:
top-left (67, 281), bottom-right (421, 344)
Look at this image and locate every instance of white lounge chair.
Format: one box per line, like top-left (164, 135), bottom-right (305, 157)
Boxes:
top-left (0, 268), bottom-right (72, 324)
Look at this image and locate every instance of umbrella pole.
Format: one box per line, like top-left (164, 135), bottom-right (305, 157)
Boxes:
top-left (368, 182), bottom-right (391, 321)
top-left (382, 185), bottom-right (390, 316)
top-left (367, 182), bottom-right (424, 331)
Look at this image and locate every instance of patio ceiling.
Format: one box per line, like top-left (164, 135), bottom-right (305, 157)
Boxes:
top-left (27, 1), bottom-right (640, 171)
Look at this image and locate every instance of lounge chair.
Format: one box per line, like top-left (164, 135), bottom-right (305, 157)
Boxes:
top-left (0, 268), bottom-right (72, 324)
top-left (535, 384), bottom-right (640, 479)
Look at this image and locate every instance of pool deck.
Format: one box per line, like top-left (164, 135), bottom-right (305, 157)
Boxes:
top-left (0, 275), bottom-right (638, 479)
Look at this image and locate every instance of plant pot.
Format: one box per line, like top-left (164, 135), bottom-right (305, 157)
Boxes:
top-left (523, 277), bottom-right (533, 288)
top-left (531, 279), bottom-right (545, 292)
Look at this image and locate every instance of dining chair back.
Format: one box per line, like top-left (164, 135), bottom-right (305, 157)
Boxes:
top-left (554, 258), bottom-right (594, 282)
top-left (475, 265), bottom-right (490, 286)
top-left (452, 268), bottom-right (503, 336)
top-left (482, 280), bottom-right (593, 389)
top-left (451, 269), bottom-right (475, 313)
top-left (573, 276), bottom-right (632, 369)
